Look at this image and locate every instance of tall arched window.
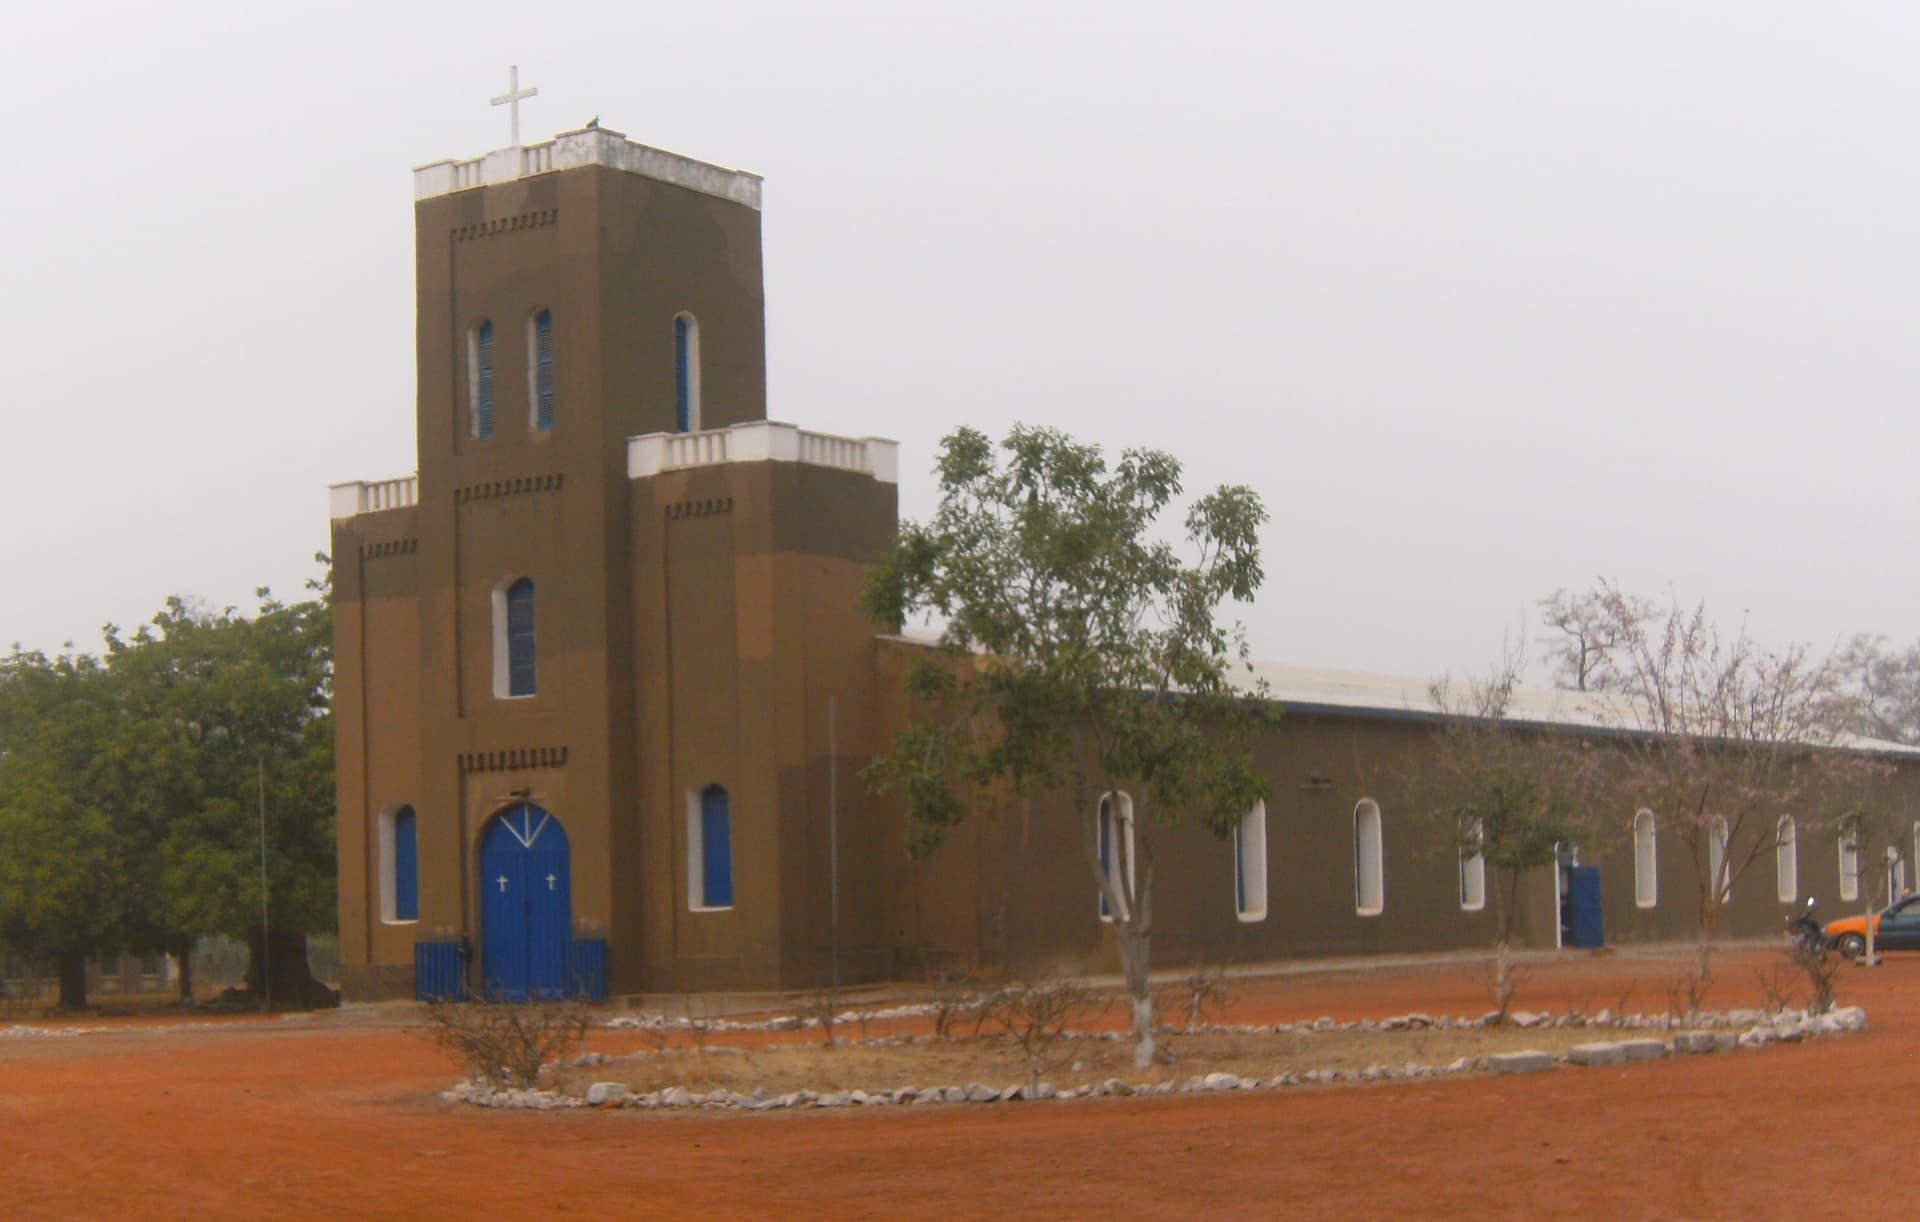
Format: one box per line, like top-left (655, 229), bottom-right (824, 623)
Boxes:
top-left (1633, 810), bottom-right (1658, 908)
top-left (1776, 815), bottom-right (1798, 903)
top-left (1354, 799), bottom-right (1384, 916)
top-left (470, 320), bottom-right (496, 438)
top-left (529, 308), bottom-right (555, 431)
top-left (1839, 818), bottom-right (1860, 903)
top-left (1458, 818), bottom-right (1485, 912)
top-left (492, 577), bottom-right (538, 698)
top-left (1097, 792), bottom-right (1135, 922)
top-left (1234, 801), bottom-right (1267, 922)
top-left (688, 784), bottom-right (733, 910)
top-left (380, 805), bottom-right (419, 924)
top-left (674, 313), bottom-right (701, 432)
top-left (1708, 816), bottom-right (1730, 904)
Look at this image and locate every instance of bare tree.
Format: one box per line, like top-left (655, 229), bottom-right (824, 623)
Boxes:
top-left (988, 977), bottom-right (1103, 1093)
top-left (1589, 584), bottom-right (1861, 981)
top-left (1826, 775), bottom-right (1913, 965)
top-left (1423, 646), bottom-right (1603, 1017)
top-left (1831, 634), bottom-right (1920, 747)
top-left (1537, 586), bottom-right (1655, 693)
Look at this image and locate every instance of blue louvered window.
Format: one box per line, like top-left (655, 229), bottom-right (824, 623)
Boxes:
top-left (674, 314), bottom-right (697, 432)
top-left (473, 320), bottom-right (496, 438)
top-left (532, 309), bottom-right (554, 431)
top-left (506, 578), bottom-right (536, 697)
top-left (699, 784), bottom-right (733, 908)
top-left (393, 806), bottom-right (419, 922)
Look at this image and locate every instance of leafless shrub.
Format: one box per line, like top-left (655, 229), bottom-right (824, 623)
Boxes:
top-left (683, 995), bottom-right (715, 1060)
top-left (929, 971), bottom-right (984, 1041)
top-left (988, 977), bottom-right (1105, 1094)
top-left (1786, 935), bottom-right (1841, 1016)
top-left (1612, 984), bottom-right (1635, 1026)
top-left (423, 994), bottom-right (592, 1090)
top-left (1755, 964), bottom-right (1798, 1016)
top-left (1156, 963), bottom-right (1232, 1033)
top-left (804, 988), bottom-right (839, 1048)
top-left (1482, 959), bottom-right (1533, 1022)
top-left (1663, 972), bottom-right (1709, 1028)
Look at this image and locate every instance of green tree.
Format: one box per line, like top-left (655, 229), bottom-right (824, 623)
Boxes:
top-left (107, 568), bottom-right (336, 1005)
top-left (863, 425), bottom-right (1271, 1068)
top-left (1424, 651), bottom-right (1600, 1018)
top-left (0, 650), bottom-right (149, 1007)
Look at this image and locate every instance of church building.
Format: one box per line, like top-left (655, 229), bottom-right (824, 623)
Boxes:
top-left (331, 116), bottom-right (1920, 1002)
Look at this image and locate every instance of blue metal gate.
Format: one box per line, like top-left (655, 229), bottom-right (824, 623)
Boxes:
top-left (479, 804), bottom-right (572, 1000)
top-left (1568, 865), bottom-right (1605, 949)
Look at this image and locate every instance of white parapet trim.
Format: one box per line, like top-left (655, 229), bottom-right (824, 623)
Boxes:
top-left (329, 475), bottom-right (419, 520)
top-left (627, 421), bottom-right (898, 484)
top-left (414, 126), bottom-right (762, 210)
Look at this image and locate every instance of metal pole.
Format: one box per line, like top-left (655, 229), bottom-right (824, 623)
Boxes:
top-left (259, 760), bottom-right (271, 1012)
top-left (829, 695), bottom-right (839, 996)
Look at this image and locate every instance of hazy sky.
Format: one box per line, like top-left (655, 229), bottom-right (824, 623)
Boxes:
top-left (6, 2), bottom-right (1916, 681)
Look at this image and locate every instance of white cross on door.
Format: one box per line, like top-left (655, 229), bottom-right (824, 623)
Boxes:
top-left (496, 874), bottom-right (510, 893)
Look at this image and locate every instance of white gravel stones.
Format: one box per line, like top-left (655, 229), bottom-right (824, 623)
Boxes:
top-left (1671, 1032), bottom-right (1718, 1055)
top-left (1487, 1051), bottom-right (1554, 1075)
top-left (586, 1082), bottom-right (630, 1105)
top-left (1619, 1039), bottom-right (1668, 1062)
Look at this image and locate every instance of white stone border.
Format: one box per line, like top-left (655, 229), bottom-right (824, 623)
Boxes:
top-left (439, 1004), bottom-right (1868, 1112)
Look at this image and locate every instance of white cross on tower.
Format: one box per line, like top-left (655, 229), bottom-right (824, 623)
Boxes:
top-left (491, 64), bottom-right (538, 149)
top-left (496, 874), bottom-right (510, 893)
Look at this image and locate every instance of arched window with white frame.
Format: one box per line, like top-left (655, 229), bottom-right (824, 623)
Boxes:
top-left (1097, 792), bottom-right (1135, 922)
top-left (469, 319), bottom-right (496, 438)
top-left (1234, 801), bottom-right (1267, 921)
top-left (673, 312), bottom-right (701, 432)
top-left (491, 576), bottom-right (537, 699)
top-left (1708, 815), bottom-right (1730, 904)
top-left (1354, 799), bottom-right (1384, 916)
top-left (1633, 810), bottom-right (1658, 909)
top-left (1775, 815), bottom-right (1798, 903)
top-left (1839, 818), bottom-right (1860, 903)
top-left (1458, 819), bottom-right (1485, 912)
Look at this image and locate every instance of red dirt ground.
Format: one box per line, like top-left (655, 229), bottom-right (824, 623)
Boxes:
top-left (4, 947), bottom-right (1913, 1220)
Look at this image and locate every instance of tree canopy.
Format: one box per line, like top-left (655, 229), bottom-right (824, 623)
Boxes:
top-left (863, 424), bottom-right (1270, 1065)
top-left (0, 564), bottom-right (335, 1006)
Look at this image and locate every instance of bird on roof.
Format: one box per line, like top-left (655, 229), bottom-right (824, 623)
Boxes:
top-left (585, 115), bottom-right (599, 129)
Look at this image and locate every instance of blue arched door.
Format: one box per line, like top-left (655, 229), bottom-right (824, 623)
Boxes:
top-left (479, 803), bottom-right (572, 1000)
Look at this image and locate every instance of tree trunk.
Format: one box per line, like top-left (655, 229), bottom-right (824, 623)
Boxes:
top-left (56, 950), bottom-right (88, 1011)
top-left (168, 933), bottom-right (195, 1005)
top-left (1494, 938), bottom-right (1514, 1019)
top-left (244, 928), bottom-right (339, 1010)
top-left (1117, 922), bottom-right (1154, 1069)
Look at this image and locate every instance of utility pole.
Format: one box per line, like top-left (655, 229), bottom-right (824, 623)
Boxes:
top-left (259, 760), bottom-right (271, 1012)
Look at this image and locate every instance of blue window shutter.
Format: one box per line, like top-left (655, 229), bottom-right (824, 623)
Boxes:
top-left (394, 807), bottom-right (419, 921)
top-left (1233, 820), bottom-right (1246, 915)
top-left (476, 320), bottom-right (496, 438)
top-left (701, 785), bottom-right (733, 908)
top-left (506, 578), bottom-right (537, 696)
top-left (1098, 801), bottom-right (1112, 918)
top-left (534, 310), bottom-right (555, 431)
top-left (674, 316), bottom-right (691, 432)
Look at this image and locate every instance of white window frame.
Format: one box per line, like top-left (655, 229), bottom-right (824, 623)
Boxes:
top-left (1708, 815), bottom-right (1730, 904)
top-left (1234, 801), bottom-right (1268, 922)
top-left (1776, 815), bottom-right (1798, 904)
top-left (686, 787), bottom-right (735, 912)
top-left (375, 806), bottom-right (417, 925)
top-left (1354, 799), bottom-right (1384, 917)
top-left (1097, 791), bottom-right (1135, 923)
top-left (1633, 810), bottom-right (1658, 909)
top-left (674, 311), bottom-right (702, 432)
top-left (1458, 819), bottom-right (1485, 913)
top-left (490, 576), bottom-right (534, 700)
top-left (1840, 820), bottom-right (1860, 903)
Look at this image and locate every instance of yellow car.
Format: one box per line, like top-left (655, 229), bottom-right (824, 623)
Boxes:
top-left (1825, 893), bottom-right (1920, 958)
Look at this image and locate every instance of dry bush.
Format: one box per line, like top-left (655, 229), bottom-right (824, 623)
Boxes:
top-left (1157, 963), bottom-right (1233, 1033)
top-left (929, 971), bottom-right (986, 1041)
top-left (1663, 972), bottom-right (1710, 1028)
top-left (987, 977), bottom-right (1105, 1093)
top-left (1786, 936), bottom-right (1841, 1016)
top-left (1755, 964), bottom-right (1798, 1015)
top-left (424, 994), bottom-right (591, 1090)
top-left (803, 988), bottom-right (840, 1048)
top-left (683, 995), bottom-right (715, 1059)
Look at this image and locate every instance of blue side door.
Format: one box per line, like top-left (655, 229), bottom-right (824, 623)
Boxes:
top-left (479, 804), bottom-right (572, 1000)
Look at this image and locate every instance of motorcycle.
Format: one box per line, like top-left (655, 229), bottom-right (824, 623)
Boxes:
top-left (1785, 896), bottom-right (1826, 955)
